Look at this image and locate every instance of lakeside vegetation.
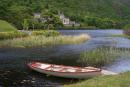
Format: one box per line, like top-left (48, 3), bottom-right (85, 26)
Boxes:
top-left (64, 71), bottom-right (130, 87)
top-left (112, 34), bottom-right (130, 39)
top-left (31, 30), bottom-right (60, 36)
top-left (0, 31), bottom-right (28, 40)
top-left (72, 46), bottom-right (130, 87)
top-left (0, 20), bottom-right (29, 40)
top-left (79, 47), bottom-right (130, 66)
top-left (0, 19), bottom-right (90, 48)
top-left (112, 24), bottom-right (130, 38)
top-left (0, 34), bottom-right (90, 48)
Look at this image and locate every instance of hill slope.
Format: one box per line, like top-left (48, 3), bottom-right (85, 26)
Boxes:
top-left (0, 20), bottom-right (17, 32)
top-left (44, 0), bottom-right (130, 19)
top-left (0, 0), bottom-right (130, 29)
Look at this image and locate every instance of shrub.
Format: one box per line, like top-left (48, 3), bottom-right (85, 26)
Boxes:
top-left (124, 23), bottom-right (130, 36)
top-left (31, 30), bottom-right (60, 37)
top-left (124, 29), bottom-right (130, 36)
top-left (0, 31), bottom-right (28, 40)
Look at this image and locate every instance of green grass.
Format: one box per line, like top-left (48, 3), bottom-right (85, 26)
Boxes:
top-left (0, 20), bottom-right (17, 32)
top-left (111, 34), bottom-right (130, 39)
top-left (0, 34), bottom-right (90, 48)
top-left (0, 31), bottom-right (28, 40)
top-left (31, 30), bottom-right (60, 37)
top-left (79, 47), bottom-right (130, 66)
top-left (0, 30), bottom-right (59, 40)
top-left (63, 71), bottom-right (130, 87)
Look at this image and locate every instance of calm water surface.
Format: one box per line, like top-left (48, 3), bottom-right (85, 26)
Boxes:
top-left (0, 30), bottom-right (130, 87)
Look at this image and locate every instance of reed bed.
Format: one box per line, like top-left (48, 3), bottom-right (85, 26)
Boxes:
top-left (0, 30), bottom-right (59, 40)
top-left (0, 34), bottom-right (90, 48)
top-left (0, 31), bottom-right (28, 40)
top-left (31, 30), bottom-right (60, 36)
top-left (79, 47), bottom-right (130, 66)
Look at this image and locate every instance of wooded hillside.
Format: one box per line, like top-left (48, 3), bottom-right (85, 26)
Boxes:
top-left (0, 0), bottom-right (130, 29)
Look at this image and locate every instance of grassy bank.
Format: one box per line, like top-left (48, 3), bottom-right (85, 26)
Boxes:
top-left (0, 30), bottom-right (60, 40)
top-left (0, 31), bottom-right (28, 40)
top-left (31, 30), bottom-right (60, 36)
top-left (64, 71), bottom-right (130, 87)
top-left (0, 20), bottom-right (17, 32)
top-left (79, 47), bottom-right (130, 66)
top-left (0, 34), bottom-right (90, 48)
top-left (112, 34), bottom-right (130, 39)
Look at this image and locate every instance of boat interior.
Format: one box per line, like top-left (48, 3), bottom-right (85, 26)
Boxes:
top-left (30, 62), bottom-right (101, 73)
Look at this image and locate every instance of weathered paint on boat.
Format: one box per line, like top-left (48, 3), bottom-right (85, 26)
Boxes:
top-left (28, 62), bottom-right (102, 79)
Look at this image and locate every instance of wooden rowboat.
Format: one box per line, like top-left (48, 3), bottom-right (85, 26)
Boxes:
top-left (28, 62), bottom-right (102, 79)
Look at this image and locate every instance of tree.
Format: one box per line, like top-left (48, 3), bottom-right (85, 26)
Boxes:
top-left (7, 4), bottom-right (32, 29)
top-left (22, 19), bottom-right (29, 30)
top-left (124, 23), bottom-right (130, 30)
top-left (41, 9), bottom-right (63, 30)
top-left (123, 23), bottom-right (130, 35)
top-left (29, 19), bottom-right (39, 30)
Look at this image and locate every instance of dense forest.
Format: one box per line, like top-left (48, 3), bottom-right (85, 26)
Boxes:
top-left (0, 0), bottom-right (130, 29)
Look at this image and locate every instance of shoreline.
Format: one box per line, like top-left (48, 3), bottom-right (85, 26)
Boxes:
top-left (57, 27), bottom-right (122, 30)
top-left (0, 34), bottom-right (91, 48)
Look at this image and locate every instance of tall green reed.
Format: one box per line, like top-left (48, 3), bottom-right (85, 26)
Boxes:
top-left (79, 47), bottom-right (130, 67)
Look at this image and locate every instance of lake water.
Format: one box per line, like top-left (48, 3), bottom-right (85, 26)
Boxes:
top-left (0, 30), bottom-right (130, 87)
